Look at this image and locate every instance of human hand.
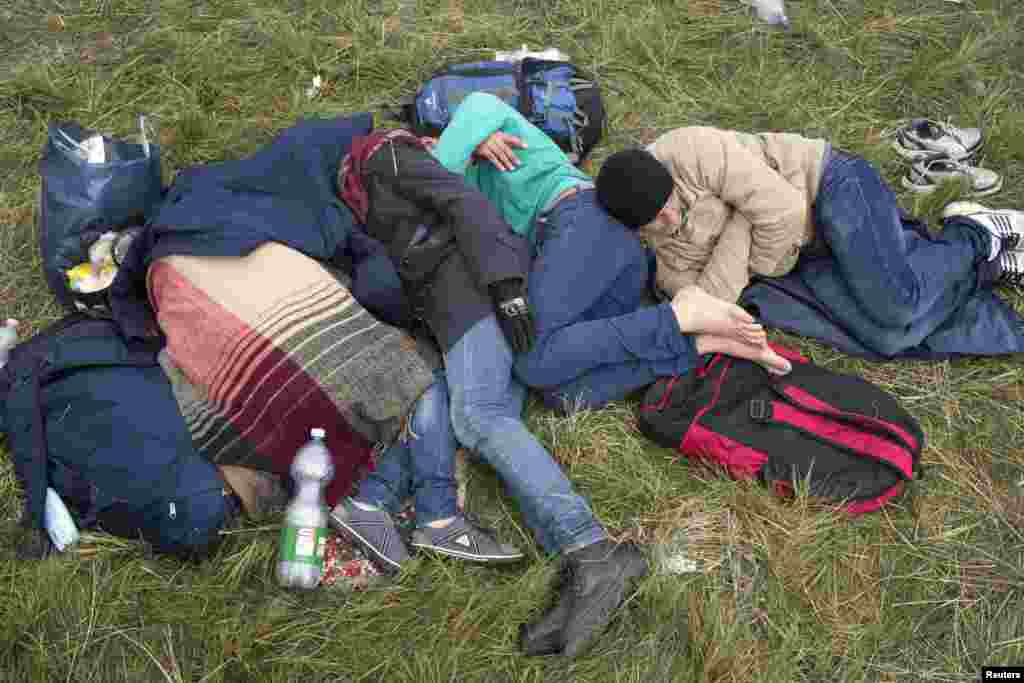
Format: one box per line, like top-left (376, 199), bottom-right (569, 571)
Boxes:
top-left (473, 132), bottom-right (527, 172)
top-left (694, 334), bottom-right (792, 376)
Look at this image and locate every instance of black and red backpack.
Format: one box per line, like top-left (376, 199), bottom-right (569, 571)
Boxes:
top-left (637, 346), bottom-right (923, 515)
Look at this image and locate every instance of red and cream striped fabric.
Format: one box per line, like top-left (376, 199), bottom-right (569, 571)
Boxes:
top-left (148, 242), bottom-right (439, 506)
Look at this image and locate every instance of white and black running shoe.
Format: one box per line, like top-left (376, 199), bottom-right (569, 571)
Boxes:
top-left (995, 248), bottom-right (1024, 289)
top-left (942, 202), bottom-right (1024, 259)
top-left (888, 119), bottom-right (983, 162)
top-left (901, 158), bottom-right (1002, 197)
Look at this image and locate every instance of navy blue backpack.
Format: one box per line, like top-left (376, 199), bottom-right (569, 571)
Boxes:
top-left (398, 58), bottom-right (606, 163)
top-left (0, 315), bottom-right (233, 559)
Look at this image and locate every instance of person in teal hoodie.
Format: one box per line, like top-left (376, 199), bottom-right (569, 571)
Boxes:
top-left (430, 92), bottom-right (791, 413)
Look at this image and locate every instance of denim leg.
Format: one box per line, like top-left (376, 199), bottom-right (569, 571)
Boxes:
top-left (352, 374), bottom-right (459, 523)
top-left (407, 372), bottom-right (459, 525)
top-left (353, 440), bottom-right (412, 515)
top-left (815, 151), bottom-right (988, 329)
top-left (514, 190), bottom-right (696, 398)
top-left (538, 359), bottom-right (663, 414)
top-left (446, 315), bottom-right (607, 555)
top-left (942, 217), bottom-right (1002, 291)
top-left (526, 191), bottom-right (643, 331)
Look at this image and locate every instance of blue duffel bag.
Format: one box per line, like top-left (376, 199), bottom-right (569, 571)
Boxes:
top-left (0, 315), bottom-right (233, 559)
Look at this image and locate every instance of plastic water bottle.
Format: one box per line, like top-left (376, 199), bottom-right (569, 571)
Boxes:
top-left (44, 488), bottom-right (80, 551)
top-left (0, 319), bottom-right (18, 370)
top-left (276, 428), bottom-right (335, 590)
top-left (747, 0), bottom-right (790, 27)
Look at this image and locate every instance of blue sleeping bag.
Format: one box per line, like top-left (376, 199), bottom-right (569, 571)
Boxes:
top-left (740, 266), bottom-right (1024, 359)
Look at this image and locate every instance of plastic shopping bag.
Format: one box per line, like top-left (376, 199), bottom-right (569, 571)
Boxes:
top-left (38, 119), bottom-right (162, 314)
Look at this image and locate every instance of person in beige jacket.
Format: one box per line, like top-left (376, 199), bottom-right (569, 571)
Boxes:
top-left (595, 126), bottom-right (1024, 352)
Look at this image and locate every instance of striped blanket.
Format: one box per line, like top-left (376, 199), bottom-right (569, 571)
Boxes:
top-left (148, 243), bottom-right (440, 505)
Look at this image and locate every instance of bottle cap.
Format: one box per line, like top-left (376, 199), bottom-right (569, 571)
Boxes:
top-left (310, 428), bottom-right (326, 440)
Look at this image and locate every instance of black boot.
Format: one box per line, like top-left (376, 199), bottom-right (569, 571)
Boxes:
top-left (521, 539), bottom-right (648, 658)
top-left (519, 571), bottom-right (573, 656)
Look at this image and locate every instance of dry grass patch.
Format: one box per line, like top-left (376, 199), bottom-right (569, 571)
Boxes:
top-left (532, 404), bottom-right (641, 469)
top-left (638, 496), bottom-right (734, 573)
top-left (863, 14), bottom-right (899, 33)
top-left (928, 445), bottom-right (1024, 528)
top-left (442, 0), bottom-right (465, 33)
top-left (959, 560), bottom-right (1015, 603)
top-left (687, 0), bottom-right (721, 19)
top-left (991, 381), bottom-right (1024, 403)
top-left (0, 205), bottom-right (32, 227)
top-left (814, 540), bottom-right (884, 657)
top-left (684, 590), bottom-right (771, 683)
top-left (727, 486), bottom-right (886, 656)
top-left (910, 492), bottom-right (963, 542)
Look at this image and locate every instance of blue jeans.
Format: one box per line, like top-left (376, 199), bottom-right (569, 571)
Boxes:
top-left (353, 370), bottom-right (458, 526)
top-left (513, 190), bottom-right (697, 412)
top-left (813, 150), bottom-right (993, 353)
top-left (446, 315), bottom-right (607, 555)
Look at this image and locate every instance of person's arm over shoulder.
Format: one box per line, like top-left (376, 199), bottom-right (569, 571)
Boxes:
top-left (656, 126), bottom-right (806, 278)
top-left (432, 92), bottom-right (522, 175)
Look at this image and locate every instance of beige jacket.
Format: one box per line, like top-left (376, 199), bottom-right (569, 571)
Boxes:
top-left (639, 126), bottom-right (828, 303)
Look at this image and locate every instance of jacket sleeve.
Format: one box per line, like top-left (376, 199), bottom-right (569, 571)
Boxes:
top-left (663, 127), bottom-right (806, 278)
top-left (389, 145), bottom-right (530, 290)
top-left (647, 229), bottom-right (703, 298)
top-left (432, 92), bottom-right (520, 174)
top-left (696, 208), bottom-right (753, 303)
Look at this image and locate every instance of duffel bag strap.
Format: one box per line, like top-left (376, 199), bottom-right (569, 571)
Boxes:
top-left (5, 354), bottom-right (54, 557)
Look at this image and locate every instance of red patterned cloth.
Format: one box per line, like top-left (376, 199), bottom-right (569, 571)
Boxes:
top-left (148, 243), bottom-right (440, 507)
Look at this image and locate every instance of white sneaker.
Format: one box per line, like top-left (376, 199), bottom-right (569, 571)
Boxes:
top-left (901, 158), bottom-right (1002, 197)
top-left (888, 119), bottom-right (983, 162)
top-left (942, 201), bottom-right (1024, 260)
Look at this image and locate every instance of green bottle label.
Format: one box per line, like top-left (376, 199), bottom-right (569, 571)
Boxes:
top-left (279, 526), bottom-right (329, 567)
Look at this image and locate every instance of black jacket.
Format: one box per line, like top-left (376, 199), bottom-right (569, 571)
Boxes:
top-left (359, 139), bottom-right (531, 351)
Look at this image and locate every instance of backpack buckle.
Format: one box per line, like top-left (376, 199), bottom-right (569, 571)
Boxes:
top-left (749, 399), bottom-right (771, 421)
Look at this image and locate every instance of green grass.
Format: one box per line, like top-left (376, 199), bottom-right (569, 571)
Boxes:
top-left (2, 0), bottom-right (1024, 680)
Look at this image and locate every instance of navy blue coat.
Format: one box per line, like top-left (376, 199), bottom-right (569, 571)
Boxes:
top-left (110, 113), bottom-right (411, 339)
top-left (740, 262), bottom-right (1024, 360)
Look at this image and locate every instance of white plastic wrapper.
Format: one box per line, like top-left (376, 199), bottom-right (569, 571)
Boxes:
top-left (494, 45), bottom-right (570, 62)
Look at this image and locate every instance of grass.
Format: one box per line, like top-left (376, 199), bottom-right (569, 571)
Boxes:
top-left (2, 0), bottom-right (1024, 680)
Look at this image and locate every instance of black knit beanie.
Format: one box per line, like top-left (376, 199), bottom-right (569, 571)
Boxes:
top-left (596, 148), bottom-right (675, 228)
